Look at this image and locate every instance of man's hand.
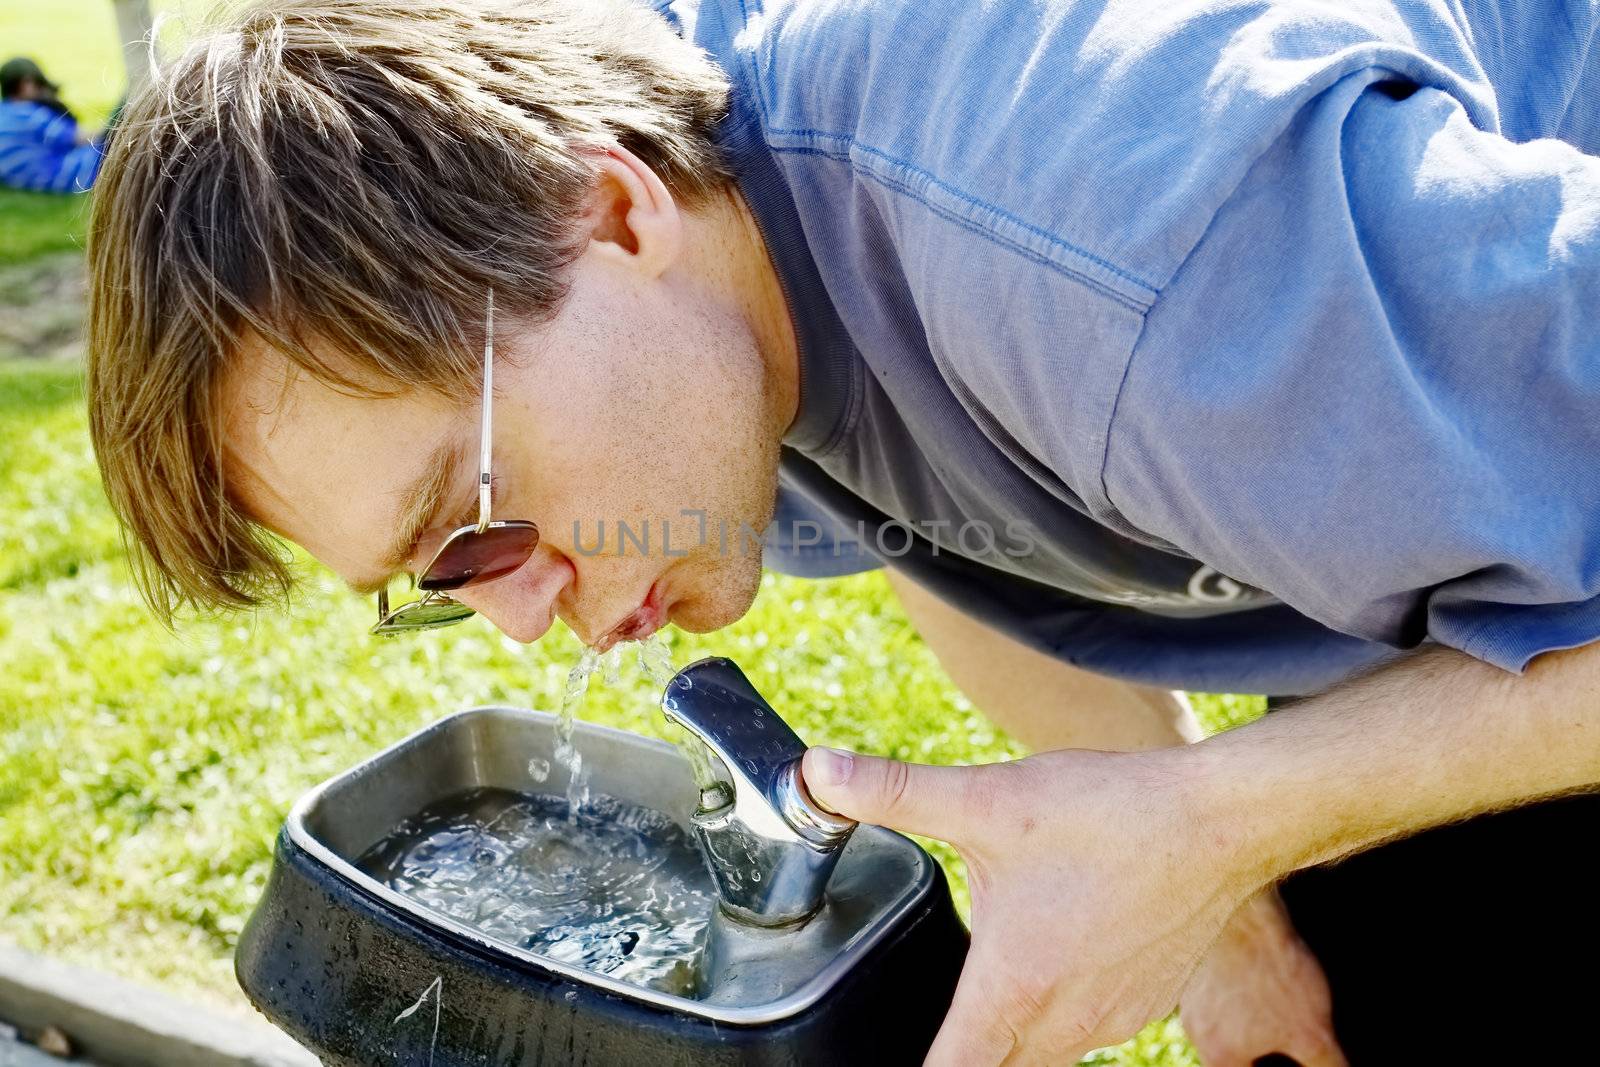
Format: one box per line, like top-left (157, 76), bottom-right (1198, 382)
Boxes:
top-left (802, 745), bottom-right (1265, 1065)
top-left (1180, 890), bottom-right (1345, 1067)
top-left (800, 644), bottom-right (1600, 1066)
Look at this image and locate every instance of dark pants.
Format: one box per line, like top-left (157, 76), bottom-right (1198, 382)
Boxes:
top-left (1264, 699), bottom-right (1600, 1064)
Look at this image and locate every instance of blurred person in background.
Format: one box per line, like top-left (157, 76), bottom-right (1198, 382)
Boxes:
top-left (0, 57), bottom-right (105, 194)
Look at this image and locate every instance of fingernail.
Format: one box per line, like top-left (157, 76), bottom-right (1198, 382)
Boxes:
top-left (807, 746), bottom-right (854, 788)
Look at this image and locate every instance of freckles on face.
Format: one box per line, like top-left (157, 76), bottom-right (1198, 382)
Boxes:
top-left (219, 345), bottom-right (467, 590)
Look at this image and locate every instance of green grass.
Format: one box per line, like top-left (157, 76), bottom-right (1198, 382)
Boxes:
top-left (0, 358), bottom-right (1261, 1061)
top-left (0, 189), bottom-right (92, 262)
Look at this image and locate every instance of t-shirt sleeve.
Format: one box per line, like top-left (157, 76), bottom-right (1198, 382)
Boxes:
top-left (762, 478), bottom-right (884, 580)
top-left (1102, 76), bottom-right (1600, 673)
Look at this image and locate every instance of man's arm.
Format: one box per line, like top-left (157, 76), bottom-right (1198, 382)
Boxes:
top-left (1204, 643), bottom-right (1600, 885)
top-left (886, 568), bottom-right (1200, 752)
top-left (808, 48), bottom-right (1600, 1067)
top-left (887, 568), bottom-right (1344, 1066)
top-left (800, 641), bottom-right (1600, 1064)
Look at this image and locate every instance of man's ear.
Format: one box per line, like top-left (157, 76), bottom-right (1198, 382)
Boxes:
top-left (581, 144), bottom-right (682, 279)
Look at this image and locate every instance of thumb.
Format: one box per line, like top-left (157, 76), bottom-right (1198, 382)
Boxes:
top-left (801, 747), bottom-right (977, 841)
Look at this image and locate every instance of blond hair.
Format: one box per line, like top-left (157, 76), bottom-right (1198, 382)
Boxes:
top-left (88, 0), bottom-right (730, 624)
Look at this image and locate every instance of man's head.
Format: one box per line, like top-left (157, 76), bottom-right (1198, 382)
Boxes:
top-left (88, 0), bottom-right (799, 647)
top-left (0, 57), bottom-right (59, 102)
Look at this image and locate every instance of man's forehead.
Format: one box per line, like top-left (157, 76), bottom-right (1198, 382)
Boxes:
top-left (222, 335), bottom-right (458, 459)
top-left (222, 333), bottom-right (398, 434)
top-left (220, 343), bottom-right (373, 507)
top-left (219, 339), bottom-right (462, 574)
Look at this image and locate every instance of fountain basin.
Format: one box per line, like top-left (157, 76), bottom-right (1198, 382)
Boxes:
top-left (235, 707), bottom-right (968, 1066)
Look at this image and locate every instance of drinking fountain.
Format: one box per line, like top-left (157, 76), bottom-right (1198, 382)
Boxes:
top-left (660, 657), bottom-right (857, 928)
top-left (235, 657), bottom-right (968, 1066)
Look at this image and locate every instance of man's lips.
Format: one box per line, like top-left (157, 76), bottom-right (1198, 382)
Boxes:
top-left (595, 582), bottom-right (666, 650)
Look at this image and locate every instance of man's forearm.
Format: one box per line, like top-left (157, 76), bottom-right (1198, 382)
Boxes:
top-left (887, 568), bottom-right (1202, 752)
top-left (1191, 643), bottom-right (1600, 890)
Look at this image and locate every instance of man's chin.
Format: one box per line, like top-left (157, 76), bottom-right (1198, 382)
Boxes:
top-left (668, 562), bottom-right (764, 634)
top-left (667, 595), bottom-right (750, 635)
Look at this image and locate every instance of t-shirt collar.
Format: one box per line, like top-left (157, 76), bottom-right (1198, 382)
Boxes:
top-left (679, 0), bottom-right (858, 456)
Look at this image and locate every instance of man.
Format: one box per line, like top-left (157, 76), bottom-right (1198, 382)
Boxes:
top-left (0, 57), bottom-right (103, 193)
top-left (85, 0), bottom-right (1600, 1063)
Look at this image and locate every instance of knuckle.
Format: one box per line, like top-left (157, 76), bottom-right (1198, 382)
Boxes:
top-left (958, 759), bottom-right (1041, 833)
top-left (970, 987), bottom-right (1028, 1055)
top-left (989, 969), bottom-right (1053, 1033)
top-left (878, 756), bottom-right (914, 817)
top-left (957, 765), bottom-right (1007, 823)
top-left (1054, 1013), bottom-right (1099, 1054)
top-left (1060, 993), bottom-right (1129, 1053)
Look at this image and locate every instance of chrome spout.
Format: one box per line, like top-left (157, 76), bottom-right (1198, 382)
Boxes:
top-left (660, 657), bottom-right (856, 927)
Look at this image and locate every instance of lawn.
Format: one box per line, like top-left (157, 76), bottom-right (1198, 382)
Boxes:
top-left (0, 190), bottom-right (92, 263)
top-left (0, 3), bottom-right (1265, 1063)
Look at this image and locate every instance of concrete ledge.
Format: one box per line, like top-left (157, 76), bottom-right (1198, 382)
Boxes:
top-left (0, 943), bottom-right (317, 1067)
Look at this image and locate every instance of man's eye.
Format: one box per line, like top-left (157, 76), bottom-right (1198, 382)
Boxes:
top-left (448, 476), bottom-right (501, 531)
top-left (410, 476), bottom-right (504, 573)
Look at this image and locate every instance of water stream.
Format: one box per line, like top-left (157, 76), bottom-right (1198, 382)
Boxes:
top-left (550, 636), bottom-right (724, 822)
top-left (634, 636), bottom-right (723, 791)
top-left (552, 647), bottom-right (600, 818)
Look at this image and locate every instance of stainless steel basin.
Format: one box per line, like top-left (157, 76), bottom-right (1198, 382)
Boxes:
top-left (286, 706), bottom-right (939, 1025)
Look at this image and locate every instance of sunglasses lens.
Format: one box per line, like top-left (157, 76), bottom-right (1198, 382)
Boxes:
top-left (417, 522), bottom-right (540, 591)
top-left (371, 597), bottom-right (477, 635)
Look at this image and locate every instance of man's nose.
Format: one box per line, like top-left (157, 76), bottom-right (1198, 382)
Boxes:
top-left (451, 548), bottom-right (575, 644)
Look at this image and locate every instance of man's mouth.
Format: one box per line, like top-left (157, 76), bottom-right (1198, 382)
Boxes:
top-left (595, 582), bottom-right (666, 651)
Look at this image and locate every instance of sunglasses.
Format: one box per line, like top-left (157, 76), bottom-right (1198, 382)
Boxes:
top-left (371, 290), bottom-right (540, 636)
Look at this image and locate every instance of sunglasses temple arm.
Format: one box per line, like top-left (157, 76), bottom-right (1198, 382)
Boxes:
top-left (477, 288), bottom-right (495, 534)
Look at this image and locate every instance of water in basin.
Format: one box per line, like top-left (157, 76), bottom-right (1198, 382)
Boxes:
top-left (356, 786), bottom-right (716, 996)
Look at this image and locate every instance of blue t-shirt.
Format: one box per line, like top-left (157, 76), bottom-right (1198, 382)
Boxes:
top-left (663, 0), bottom-right (1600, 695)
top-left (0, 100), bottom-right (102, 193)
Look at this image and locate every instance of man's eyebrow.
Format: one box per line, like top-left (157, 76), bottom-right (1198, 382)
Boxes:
top-left (350, 439), bottom-right (465, 595)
